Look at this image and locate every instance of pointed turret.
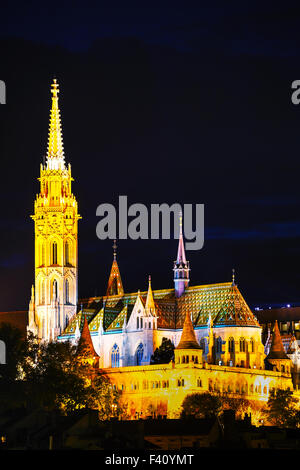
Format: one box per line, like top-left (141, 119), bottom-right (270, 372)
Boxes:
top-left (106, 240), bottom-right (124, 296)
top-left (46, 79), bottom-right (65, 170)
top-left (176, 311), bottom-right (200, 350)
top-left (77, 315), bottom-right (99, 359)
top-left (27, 285), bottom-right (37, 336)
top-left (145, 275), bottom-right (155, 315)
top-left (266, 320), bottom-right (292, 375)
top-left (267, 320), bottom-right (288, 360)
top-left (207, 312), bottom-right (215, 364)
top-left (173, 211), bottom-right (190, 297)
top-left (174, 311), bottom-right (202, 366)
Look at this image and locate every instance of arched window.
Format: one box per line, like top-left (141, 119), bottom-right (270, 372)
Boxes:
top-left (228, 337), bottom-right (235, 353)
top-left (216, 337), bottom-right (223, 353)
top-left (137, 317), bottom-right (139, 329)
top-left (52, 241), bottom-right (58, 265)
top-left (65, 279), bottom-right (70, 304)
top-left (39, 242), bottom-right (45, 266)
top-left (136, 343), bottom-right (144, 366)
top-left (200, 337), bottom-right (207, 354)
top-left (52, 279), bottom-right (58, 301)
top-left (65, 241), bottom-right (70, 265)
top-left (42, 243), bottom-right (45, 265)
top-left (240, 338), bottom-right (246, 352)
top-left (111, 344), bottom-right (120, 368)
top-left (41, 280), bottom-right (45, 304)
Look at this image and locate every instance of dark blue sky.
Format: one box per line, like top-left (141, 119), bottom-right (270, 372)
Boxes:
top-left (1, 2), bottom-right (300, 310)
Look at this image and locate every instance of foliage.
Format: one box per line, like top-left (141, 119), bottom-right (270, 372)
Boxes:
top-left (20, 336), bottom-right (89, 412)
top-left (180, 391), bottom-right (268, 426)
top-left (86, 374), bottom-right (128, 421)
top-left (150, 337), bottom-right (174, 365)
top-left (0, 327), bottom-right (123, 419)
top-left (181, 392), bottom-right (222, 419)
top-left (265, 388), bottom-right (300, 428)
top-left (221, 394), bottom-right (251, 419)
top-left (0, 323), bottom-right (25, 382)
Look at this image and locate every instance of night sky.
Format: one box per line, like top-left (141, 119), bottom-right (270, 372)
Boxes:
top-left (1, 3), bottom-right (300, 311)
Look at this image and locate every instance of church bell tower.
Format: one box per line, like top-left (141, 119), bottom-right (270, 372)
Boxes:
top-left (28, 79), bottom-right (81, 341)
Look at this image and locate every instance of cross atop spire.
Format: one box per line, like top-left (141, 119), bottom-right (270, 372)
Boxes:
top-left (113, 239), bottom-right (117, 261)
top-left (46, 78), bottom-right (65, 170)
top-left (232, 268), bottom-right (235, 286)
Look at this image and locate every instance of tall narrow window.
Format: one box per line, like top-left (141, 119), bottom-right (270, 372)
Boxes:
top-left (39, 242), bottom-right (45, 266)
top-left (111, 344), bottom-right (120, 368)
top-left (52, 279), bottom-right (58, 301)
top-left (65, 279), bottom-right (70, 304)
top-left (52, 241), bottom-right (58, 265)
top-left (216, 337), bottom-right (223, 353)
top-left (41, 280), bottom-right (45, 304)
top-left (136, 343), bottom-right (144, 365)
top-left (240, 338), bottom-right (246, 352)
top-left (228, 337), bottom-right (235, 353)
top-left (65, 241), bottom-right (70, 265)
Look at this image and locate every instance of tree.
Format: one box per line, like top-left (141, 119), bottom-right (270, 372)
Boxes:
top-left (265, 388), bottom-right (300, 428)
top-left (181, 392), bottom-right (222, 419)
top-left (21, 337), bottom-right (90, 413)
top-left (0, 323), bottom-right (29, 412)
top-left (86, 374), bottom-right (128, 420)
top-left (150, 337), bottom-right (174, 364)
top-left (221, 394), bottom-right (251, 419)
top-left (0, 323), bottom-right (25, 382)
top-left (0, 327), bottom-right (124, 419)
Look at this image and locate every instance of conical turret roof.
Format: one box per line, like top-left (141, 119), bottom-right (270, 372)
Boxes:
top-left (267, 320), bottom-right (288, 360)
top-left (176, 311), bottom-right (201, 350)
top-left (77, 315), bottom-right (98, 358)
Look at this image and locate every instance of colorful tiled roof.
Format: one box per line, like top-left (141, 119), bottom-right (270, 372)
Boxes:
top-left (59, 282), bottom-right (260, 338)
top-left (213, 285), bottom-right (260, 327)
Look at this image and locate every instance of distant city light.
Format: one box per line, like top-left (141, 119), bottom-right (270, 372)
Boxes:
top-left (287, 304), bottom-right (291, 308)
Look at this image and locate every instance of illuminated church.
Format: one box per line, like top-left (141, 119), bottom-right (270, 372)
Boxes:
top-left (27, 81), bottom-right (296, 419)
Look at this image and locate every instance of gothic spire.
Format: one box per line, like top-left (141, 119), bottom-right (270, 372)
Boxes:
top-left (106, 239), bottom-right (124, 296)
top-left (46, 78), bottom-right (65, 170)
top-left (173, 210), bottom-right (190, 297)
top-left (145, 275), bottom-right (155, 315)
top-left (176, 210), bottom-right (187, 264)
